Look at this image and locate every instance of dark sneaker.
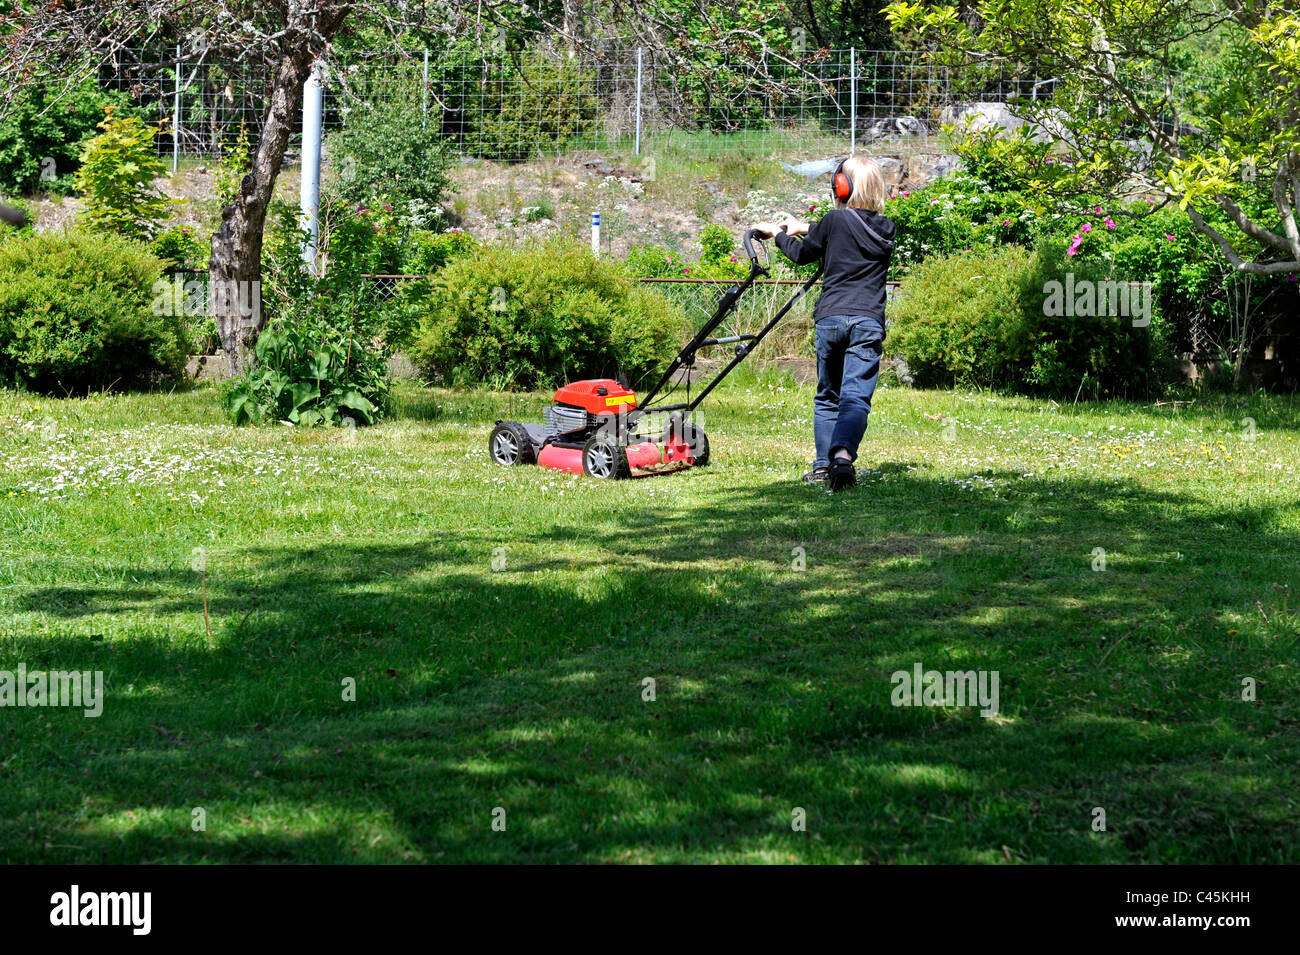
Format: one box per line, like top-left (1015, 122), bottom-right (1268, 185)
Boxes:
top-left (829, 459), bottom-right (857, 491)
top-left (802, 467), bottom-right (829, 485)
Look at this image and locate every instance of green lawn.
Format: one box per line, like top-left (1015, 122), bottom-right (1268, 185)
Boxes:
top-left (1, 376), bottom-right (1297, 863)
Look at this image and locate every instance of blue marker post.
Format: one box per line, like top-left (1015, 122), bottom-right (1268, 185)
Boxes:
top-left (592, 211), bottom-right (601, 255)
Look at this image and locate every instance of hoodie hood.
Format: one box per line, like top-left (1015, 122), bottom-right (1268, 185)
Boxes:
top-left (844, 207), bottom-right (896, 255)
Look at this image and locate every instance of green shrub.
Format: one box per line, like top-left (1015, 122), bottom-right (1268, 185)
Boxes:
top-left (223, 309), bottom-right (389, 427)
top-left (386, 229), bottom-right (479, 350)
top-left (324, 198), bottom-right (407, 276)
top-left (213, 124), bottom-right (253, 208)
top-left (888, 243), bottom-right (1177, 398)
top-left (74, 111), bottom-right (171, 240)
top-left (327, 70), bottom-right (452, 229)
top-left (888, 246), bottom-right (1034, 388)
top-left (624, 244), bottom-right (683, 278)
top-left (400, 228), bottom-right (477, 276)
top-left (0, 232), bottom-right (183, 392)
top-left (410, 238), bottom-right (684, 389)
top-left (699, 223), bottom-right (735, 264)
top-left (883, 171), bottom-right (1044, 278)
top-left (0, 78), bottom-right (134, 194)
top-left (454, 61), bottom-right (598, 161)
top-left (1017, 239), bottom-right (1178, 398)
top-left (952, 125), bottom-right (1054, 193)
top-left (263, 199), bottom-right (394, 340)
top-left (150, 224), bottom-right (209, 270)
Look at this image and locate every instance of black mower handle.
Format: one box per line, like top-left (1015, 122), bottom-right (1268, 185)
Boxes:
top-left (742, 225), bottom-right (786, 265)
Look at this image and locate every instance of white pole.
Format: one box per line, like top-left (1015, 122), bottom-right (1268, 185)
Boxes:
top-left (591, 211), bottom-right (600, 255)
top-left (849, 47), bottom-right (856, 156)
top-left (423, 49), bottom-right (430, 128)
top-left (634, 48), bottom-right (643, 156)
top-left (300, 60), bottom-right (325, 273)
top-left (172, 43), bottom-right (181, 175)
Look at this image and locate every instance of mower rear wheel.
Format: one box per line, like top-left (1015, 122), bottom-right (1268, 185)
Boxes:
top-left (582, 433), bottom-right (630, 479)
top-left (489, 421), bottom-right (534, 466)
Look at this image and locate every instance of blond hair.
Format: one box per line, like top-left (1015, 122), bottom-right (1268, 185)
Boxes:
top-left (837, 156), bottom-right (886, 212)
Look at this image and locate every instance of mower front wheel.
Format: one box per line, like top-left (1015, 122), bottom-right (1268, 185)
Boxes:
top-left (582, 433), bottom-right (630, 479)
top-left (663, 414), bottom-right (709, 467)
top-left (682, 424), bottom-right (710, 467)
top-left (489, 421), bottom-right (534, 466)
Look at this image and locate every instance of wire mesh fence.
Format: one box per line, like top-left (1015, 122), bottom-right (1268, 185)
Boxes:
top-left (86, 47), bottom-right (1214, 166)
top-left (164, 269), bottom-right (904, 373)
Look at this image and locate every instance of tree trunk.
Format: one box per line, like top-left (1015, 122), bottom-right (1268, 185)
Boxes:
top-left (563, 0), bottom-right (587, 50)
top-left (209, 50), bottom-right (316, 376)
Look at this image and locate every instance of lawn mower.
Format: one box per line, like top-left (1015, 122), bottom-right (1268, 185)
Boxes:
top-left (489, 228), bottom-right (823, 478)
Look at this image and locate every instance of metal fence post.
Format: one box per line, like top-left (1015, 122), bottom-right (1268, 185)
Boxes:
top-left (634, 47), bottom-right (643, 156)
top-left (172, 43), bottom-right (181, 174)
top-left (300, 61), bottom-right (325, 274)
top-left (849, 47), bottom-right (856, 155)
top-left (422, 49), bottom-right (429, 128)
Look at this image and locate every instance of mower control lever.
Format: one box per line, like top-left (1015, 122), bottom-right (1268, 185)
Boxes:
top-left (742, 228), bottom-right (764, 264)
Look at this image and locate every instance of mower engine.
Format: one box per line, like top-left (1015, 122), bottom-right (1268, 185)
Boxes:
top-left (489, 378), bottom-right (708, 479)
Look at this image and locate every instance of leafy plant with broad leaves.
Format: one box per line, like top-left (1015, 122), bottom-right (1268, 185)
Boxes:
top-left (223, 309), bottom-right (389, 426)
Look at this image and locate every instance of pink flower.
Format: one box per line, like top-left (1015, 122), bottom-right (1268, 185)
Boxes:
top-left (729, 256), bottom-right (737, 262)
top-left (666, 256), bottom-right (672, 264)
top-left (1104, 218), bottom-right (1116, 230)
top-left (373, 224), bottom-right (380, 230)
top-left (1144, 198), bottom-right (1155, 204)
top-left (929, 198), bottom-right (939, 204)
top-left (1067, 234), bottom-right (1083, 256)
top-left (1094, 206), bottom-right (1103, 214)
top-left (683, 267), bottom-right (691, 274)
top-left (808, 205), bottom-right (816, 212)
top-left (1002, 219), bottom-right (1011, 227)
top-left (1164, 234), bottom-right (1175, 241)
top-left (901, 191), bottom-right (911, 198)
top-left (1081, 222), bottom-right (1092, 233)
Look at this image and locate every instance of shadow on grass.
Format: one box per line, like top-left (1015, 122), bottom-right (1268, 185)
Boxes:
top-left (2, 465), bottom-right (1297, 863)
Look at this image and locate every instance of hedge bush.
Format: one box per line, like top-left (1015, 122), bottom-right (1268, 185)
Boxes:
top-left (410, 239), bottom-right (685, 389)
top-left (888, 243), bottom-right (1177, 399)
top-left (0, 232), bottom-right (184, 393)
top-left (887, 245), bottom-right (1035, 388)
top-left (1017, 239), bottom-right (1179, 399)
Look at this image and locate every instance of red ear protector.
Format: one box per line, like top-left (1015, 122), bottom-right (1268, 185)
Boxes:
top-left (831, 159), bottom-right (853, 204)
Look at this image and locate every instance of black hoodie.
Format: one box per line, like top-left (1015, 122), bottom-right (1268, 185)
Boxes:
top-left (773, 207), bottom-right (896, 321)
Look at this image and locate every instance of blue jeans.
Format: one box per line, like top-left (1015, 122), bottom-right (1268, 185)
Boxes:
top-left (813, 314), bottom-right (885, 469)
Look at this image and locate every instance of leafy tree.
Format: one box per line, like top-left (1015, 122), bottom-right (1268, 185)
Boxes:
top-left (883, 0), bottom-right (1300, 278)
top-left (73, 111), bottom-right (171, 241)
top-left (0, 77), bottom-right (133, 193)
